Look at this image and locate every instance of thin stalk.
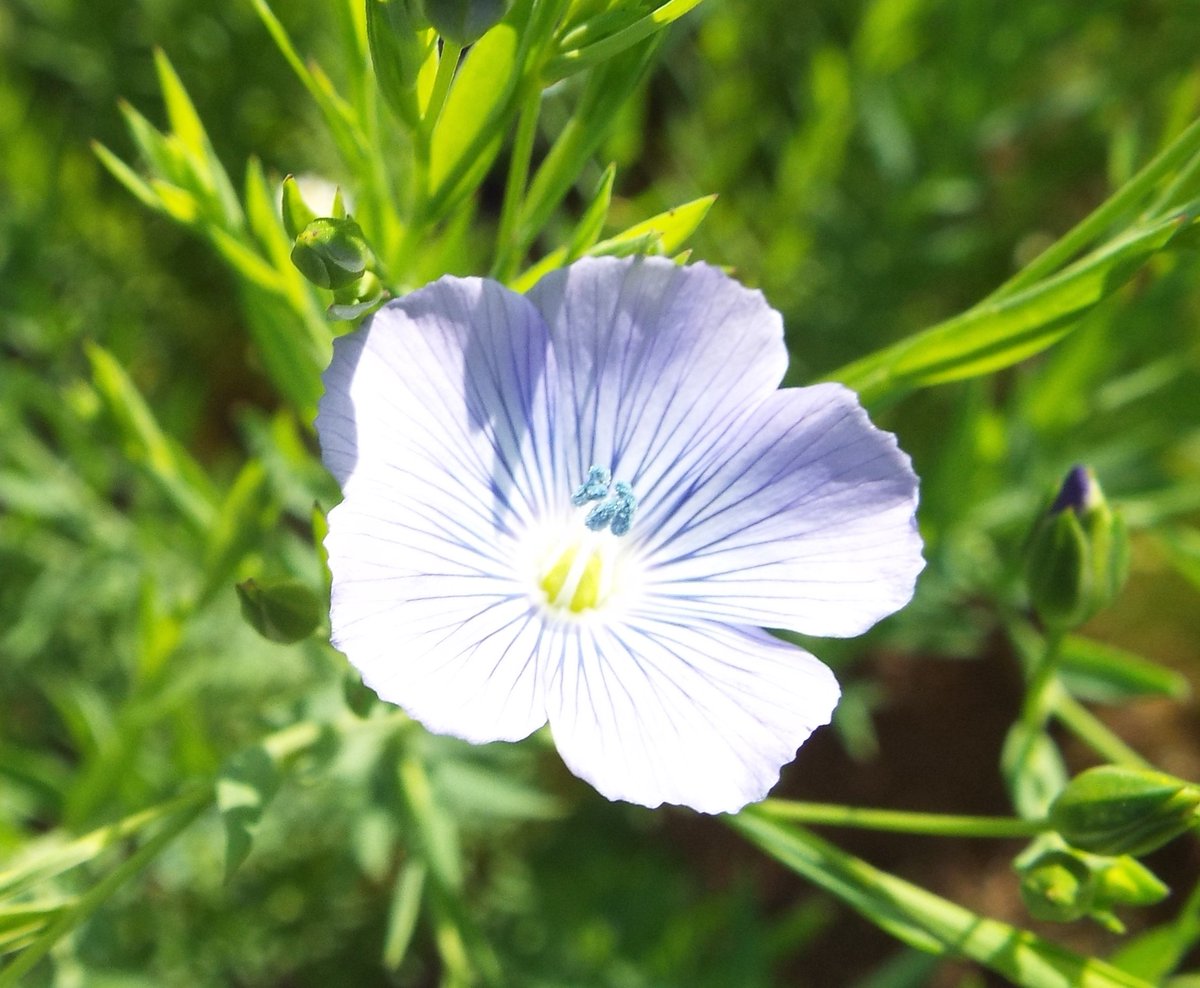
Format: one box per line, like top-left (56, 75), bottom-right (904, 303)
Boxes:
top-left (1051, 690), bottom-right (1154, 770)
top-left (421, 40), bottom-right (464, 140)
top-left (1019, 629), bottom-right (1066, 735)
top-left (492, 87), bottom-right (542, 281)
top-left (756, 799), bottom-right (1045, 839)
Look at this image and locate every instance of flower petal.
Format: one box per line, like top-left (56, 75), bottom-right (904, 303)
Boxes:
top-left (317, 276), bottom-right (564, 741)
top-left (544, 618), bottom-right (839, 813)
top-left (317, 274), bottom-right (562, 534)
top-left (638, 382), bottom-right (923, 637)
top-left (526, 257), bottom-right (786, 502)
top-left (330, 568), bottom-right (547, 742)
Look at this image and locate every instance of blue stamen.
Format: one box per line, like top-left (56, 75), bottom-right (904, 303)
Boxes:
top-left (571, 465), bottom-right (612, 506)
top-left (585, 498), bottom-right (619, 532)
top-left (610, 482), bottom-right (637, 537)
top-left (576, 473), bottom-right (637, 537)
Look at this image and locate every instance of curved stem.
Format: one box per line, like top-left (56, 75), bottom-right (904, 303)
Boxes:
top-left (754, 799), bottom-right (1045, 839)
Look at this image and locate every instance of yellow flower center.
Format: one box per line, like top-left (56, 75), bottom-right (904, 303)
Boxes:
top-left (537, 536), bottom-right (615, 613)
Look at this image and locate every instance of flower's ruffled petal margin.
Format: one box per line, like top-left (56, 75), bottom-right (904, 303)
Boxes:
top-left (544, 618), bottom-right (840, 813)
top-left (317, 277), bottom-right (562, 741)
top-left (526, 257), bottom-right (787, 505)
top-left (639, 383), bottom-right (923, 638)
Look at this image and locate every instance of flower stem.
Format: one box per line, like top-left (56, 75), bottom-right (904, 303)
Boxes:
top-left (422, 40), bottom-right (463, 139)
top-left (492, 86), bottom-right (542, 282)
top-left (755, 799), bottom-right (1045, 839)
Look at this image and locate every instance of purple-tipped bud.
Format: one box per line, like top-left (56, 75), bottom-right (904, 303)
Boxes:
top-left (1025, 466), bottom-right (1128, 629)
top-left (1050, 465), bottom-right (1096, 515)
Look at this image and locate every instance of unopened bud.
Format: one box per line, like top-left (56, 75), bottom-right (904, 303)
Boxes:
top-left (1025, 466), bottom-right (1128, 628)
top-left (1016, 836), bottom-right (1169, 931)
top-left (236, 578), bottom-right (322, 644)
top-left (1050, 765), bottom-right (1200, 857)
top-left (1018, 847), bottom-right (1093, 923)
top-left (419, 0), bottom-right (511, 44)
top-left (290, 217), bottom-right (376, 290)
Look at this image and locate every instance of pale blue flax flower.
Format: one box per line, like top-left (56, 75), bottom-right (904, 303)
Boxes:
top-left (316, 257), bottom-right (923, 813)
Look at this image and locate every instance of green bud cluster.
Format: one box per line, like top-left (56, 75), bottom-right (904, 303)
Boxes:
top-left (1016, 835), bottom-right (1168, 932)
top-left (1050, 765), bottom-right (1200, 857)
top-left (282, 175), bottom-right (388, 319)
top-left (1024, 466), bottom-right (1128, 629)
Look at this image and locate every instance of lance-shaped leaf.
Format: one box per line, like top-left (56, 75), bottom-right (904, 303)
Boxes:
top-left (830, 209), bottom-right (1195, 407)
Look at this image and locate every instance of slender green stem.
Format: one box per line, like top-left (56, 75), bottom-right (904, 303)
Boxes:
top-left (492, 87), bottom-right (542, 281)
top-left (755, 799), bottom-right (1046, 839)
top-left (989, 114), bottom-right (1200, 300)
top-left (1018, 629), bottom-right (1065, 735)
top-left (1051, 690), bottom-right (1154, 770)
top-left (422, 40), bottom-right (463, 139)
top-left (0, 788), bottom-right (209, 988)
top-left (730, 811), bottom-right (1155, 988)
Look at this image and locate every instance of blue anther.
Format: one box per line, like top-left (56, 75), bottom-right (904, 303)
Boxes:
top-left (610, 482), bottom-right (637, 537)
top-left (571, 465), bottom-right (612, 506)
top-left (585, 498), bottom-right (619, 532)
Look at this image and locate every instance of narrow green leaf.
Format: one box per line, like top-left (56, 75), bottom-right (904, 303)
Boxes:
top-left (519, 37), bottom-right (663, 248)
top-left (382, 859), bottom-right (427, 970)
top-left (85, 343), bottom-right (217, 530)
top-left (1059, 635), bottom-right (1190, 704)
top-left (830, 210), bottom-right (1194, 406)
top-left (248, 0), bottom-right (370, 167)
top-left (208, 227), bottom-right (289, 292)
top-left (281, 175), bottom-right (318, 241)
top-left (590, 194), bottom-right (718, 256)
top-left (91, 142), bottom-right (163, 212)
top-left (995, 115), bottom-right (1200, 300)
top-left (1155, 526), bottom-right (1200, 594)
top-left (1112, 883), bottom-right (1200, 982)
top-left (730, 811), bottom-right (1155, 988)
top-left (152, 48), bottom-right (207, 162)
top-left (565, 163), bottom-right (617, 260)
top-left (546, 0), bottom-right (705, 81)
top-left (198, 461), bottom-right (274, 606)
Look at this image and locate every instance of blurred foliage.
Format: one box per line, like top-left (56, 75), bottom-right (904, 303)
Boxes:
top-left (2, 0), bottom-right (1200, 985)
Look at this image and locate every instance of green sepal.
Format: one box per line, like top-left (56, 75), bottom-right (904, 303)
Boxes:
top-left (281, 175), bottom-right (318, 240)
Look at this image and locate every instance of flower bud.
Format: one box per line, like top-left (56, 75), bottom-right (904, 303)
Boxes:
top-left (290, 217), bottom-right (376, 290)
top-left (1016, 837), bottom-right (1169, 932)
top-left (236, 578), bottom-right (322, 644)
top-left (1025, 466), bottom-right (1128, 628)
top-left (1050, 765), bottom-right (1200, 857)
top-left (1018, 847), bottom-right (1093, 923)
top-left (418, 0), bottom-right (511, 44)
